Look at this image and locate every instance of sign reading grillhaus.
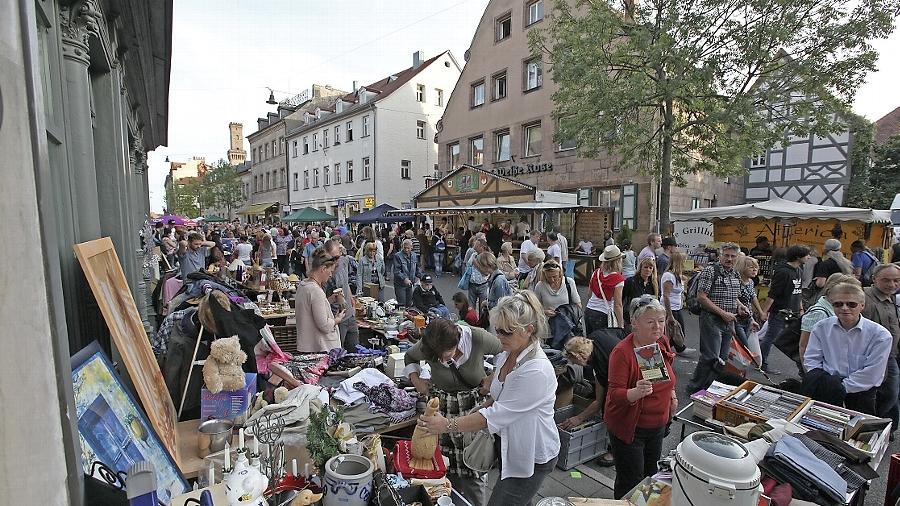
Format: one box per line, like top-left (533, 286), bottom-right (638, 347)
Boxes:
top-left (492, 162), bottom-right (553, 178)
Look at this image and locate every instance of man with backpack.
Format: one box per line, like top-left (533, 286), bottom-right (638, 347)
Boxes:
top-left (686, 242), bottom-right (743, 394)
top-left (851, 240), bottom-right (880, 286)
top-left (759, 245), bottom-right (810, 373)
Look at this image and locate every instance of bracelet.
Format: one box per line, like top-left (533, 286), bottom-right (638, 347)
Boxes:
top-left (447, 417), bottom-right (459, 433)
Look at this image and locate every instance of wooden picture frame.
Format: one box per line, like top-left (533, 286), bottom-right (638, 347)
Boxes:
top-left (73, 237), bottom-right (180, 462)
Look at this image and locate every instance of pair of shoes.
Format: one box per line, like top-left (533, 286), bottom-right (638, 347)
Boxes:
top-left (677, 347), bottom-right (697, 357)
top-left (595, 452), bottom-right (615, 467)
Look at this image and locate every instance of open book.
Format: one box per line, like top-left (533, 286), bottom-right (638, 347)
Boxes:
top-left (634, 343), bottom-right (671, 383)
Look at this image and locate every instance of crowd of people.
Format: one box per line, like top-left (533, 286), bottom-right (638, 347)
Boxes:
top-left (153, 215), bottom-right (900, 504)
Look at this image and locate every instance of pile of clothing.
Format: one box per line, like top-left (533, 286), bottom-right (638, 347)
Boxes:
top-left (761, 434), bottom-right (859, 505)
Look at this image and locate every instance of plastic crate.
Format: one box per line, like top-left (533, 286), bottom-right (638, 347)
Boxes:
top-left (554, 404), bottom-right (608, 470)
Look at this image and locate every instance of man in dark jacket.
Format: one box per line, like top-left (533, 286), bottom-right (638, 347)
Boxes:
top-left (412, 275), bottom-right (449, 319)
top-left (759, 245), bottom-right (809, 372)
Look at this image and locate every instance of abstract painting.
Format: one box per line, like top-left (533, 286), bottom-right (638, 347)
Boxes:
top-left (72, 342), bottom-right (188, 502)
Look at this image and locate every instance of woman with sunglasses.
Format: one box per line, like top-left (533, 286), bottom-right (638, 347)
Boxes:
top-left (404, 319), bottom-right (502, 506)
top-left (418, 291), bottom-right (560, 506)
top-left (295, 246), bottom-right (345, 352)
top-left (605, 295), bottom-right (677, 498)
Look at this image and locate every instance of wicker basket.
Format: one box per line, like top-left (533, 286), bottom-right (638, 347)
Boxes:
top-left (270, 325), bottom-right (297, 354)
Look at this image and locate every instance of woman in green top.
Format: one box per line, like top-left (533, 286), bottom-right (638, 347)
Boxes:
top-left (405, 319), bottom-right (502, 506)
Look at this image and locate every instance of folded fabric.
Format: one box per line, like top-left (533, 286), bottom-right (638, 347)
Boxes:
top-left (795, 433), bottom-right (866, 491)
top-left (765, 435), bottom-right (847, 504)
top-left (803, 429), bottom-right (872, 466)
top-left (333, 368), bottom-right (393, 404)
top-left (245, 383), bottom-right (322, 429)
top-left (353, 381), bottom-right (417, 414)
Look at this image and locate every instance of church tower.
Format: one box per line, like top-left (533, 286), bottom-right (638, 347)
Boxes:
top-left (227, 122), bottom-right (247, 164)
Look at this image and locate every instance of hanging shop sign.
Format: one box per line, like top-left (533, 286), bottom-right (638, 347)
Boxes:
top-left (455, 173), bottom-right (480, 193)
top-left (363, 196), bottom-right (376, 208)
top-left (673, 220), bottom-right (715, 252)
top-left (491, 162), bottom-right (553, 178)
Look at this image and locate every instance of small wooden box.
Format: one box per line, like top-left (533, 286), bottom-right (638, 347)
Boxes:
top-left (364, 282), bottom-right (380, 300)
top-left (714, 380), bottom-right (809, 427)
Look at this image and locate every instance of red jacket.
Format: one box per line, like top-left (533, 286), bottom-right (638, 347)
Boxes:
top-left (589, 269), bottom-right (625, 300)
top-left (604, 334), bottom-right (676, 444)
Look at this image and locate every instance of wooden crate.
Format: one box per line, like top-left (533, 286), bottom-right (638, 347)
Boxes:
top-left (713, 380), bottom-right (809, 427)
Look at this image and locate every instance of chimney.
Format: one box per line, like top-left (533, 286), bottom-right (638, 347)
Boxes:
top-left (413, 51), bottom-right (424, 69)
top-left (352, 80), bottom-right (358, 92)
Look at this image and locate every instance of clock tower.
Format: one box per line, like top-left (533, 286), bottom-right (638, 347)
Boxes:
top-left (227, 122), bottom-right (247, 164)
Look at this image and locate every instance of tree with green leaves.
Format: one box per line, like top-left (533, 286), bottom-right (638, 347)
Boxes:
top-left (164, 178), bottom-right (200, 218)
top-left (203, 159), bottom-right (245, 219)
top-left (849, 135), bottom-right (900, 209)
top-left (532, 0), bottom-right (899, 231)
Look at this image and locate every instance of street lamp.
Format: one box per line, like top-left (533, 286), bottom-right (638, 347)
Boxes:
top-left (266, 87), bottom-right (278, 105)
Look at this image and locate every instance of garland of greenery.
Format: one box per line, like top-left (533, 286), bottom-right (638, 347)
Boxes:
top-left (306, 405), bottom-right (344, 469)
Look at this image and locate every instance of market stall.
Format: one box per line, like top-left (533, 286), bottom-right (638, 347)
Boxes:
top-left (346, 203), bottom-right (414, 224)
top-left (670, 197), bottom-right (893, 256)
top-left (283, 207), bottom-right (337, 223)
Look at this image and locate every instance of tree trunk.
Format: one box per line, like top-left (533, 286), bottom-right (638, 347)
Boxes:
top-left (659, 96), bottom-right (674, 235)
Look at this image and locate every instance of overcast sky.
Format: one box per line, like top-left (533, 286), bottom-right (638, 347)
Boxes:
top-left (147, 0), bottom-right (900, 213)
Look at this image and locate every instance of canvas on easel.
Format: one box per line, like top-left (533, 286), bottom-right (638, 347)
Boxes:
top-left (73, 237), bottom-right (180, 463)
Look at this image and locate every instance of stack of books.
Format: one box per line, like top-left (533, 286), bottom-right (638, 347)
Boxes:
top-left (799, 404), bottom-right (852, 436)
top-left (690, 381), bottom-right (734, 420)
top-left (717, 384), bottom-right (808, 422)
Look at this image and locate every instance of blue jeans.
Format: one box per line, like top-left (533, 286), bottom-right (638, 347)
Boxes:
top-left (760, 312), bottom-right (787, 369)
top-left (468, 282), bottom-right (488, 311)
top-left (688, 311), bottom-right (733, 393)
top-left (878, 357), bottom-right (900, 431)
top-left (394, 283), bottom-right (413, 307)
top-left (433, 252), bottom-right (444, 276)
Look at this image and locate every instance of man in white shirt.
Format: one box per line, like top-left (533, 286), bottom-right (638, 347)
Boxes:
top-left (638, 233), bottom-right (661, 262)
top-left (576, 238), bottom-right (594, 254)
top-left (518, 230), bottom-right (541, 279)
top-left (554, 226), bottom-right (569, 263)
top-left (467, 216), bottom-right (479, 234)
top-left (546, 232), bottom-right (562, 264)
top-left (515, 216), bottom-right (531, 240)
top-left (803, 282), bottom-right (892, 415)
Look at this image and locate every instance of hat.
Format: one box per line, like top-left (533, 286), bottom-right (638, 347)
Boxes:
top-left (661, 237), bottom-right (677, 248)
top-left (599, 245), bottom-right (623, 262)
top-left (287, 274), bottom-right (300, 283)
top-left (421, 275), bottom-right (433, 284)
top-left (823, 238), bottom-right (842, 252)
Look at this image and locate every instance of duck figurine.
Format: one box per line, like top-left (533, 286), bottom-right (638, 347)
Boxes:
top-left (290, 489), bottom-right (323, 506)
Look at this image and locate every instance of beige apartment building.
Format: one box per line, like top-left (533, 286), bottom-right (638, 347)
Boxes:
top-left (436, 0), bottom-right (743, 237)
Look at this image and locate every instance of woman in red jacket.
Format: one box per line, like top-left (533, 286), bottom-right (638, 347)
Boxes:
top-left (605, 295), bottom-right (677, 498)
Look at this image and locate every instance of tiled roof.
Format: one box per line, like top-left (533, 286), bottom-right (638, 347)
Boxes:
top-left (875, 106), bottom-right (900, 145)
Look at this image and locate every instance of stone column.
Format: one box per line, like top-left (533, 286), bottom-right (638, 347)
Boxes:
top-left (59, 0), bottom-right (102, 241)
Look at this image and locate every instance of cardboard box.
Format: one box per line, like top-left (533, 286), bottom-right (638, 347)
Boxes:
top-left (386, 353), bottom-right (406, 378)
top-left (364, 282), bottom-right (380, 300)
top-left (201, 373), bottom-right (256, 424)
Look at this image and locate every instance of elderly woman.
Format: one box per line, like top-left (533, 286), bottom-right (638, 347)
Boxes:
top-left (497, 242), bottom-right (519, 280)
top-left (419, 291), bottom-right (560, 506)
top-left (296, 246), bottom-right (346, 352)
top-left (393, 238), bottom-right (418, 307)
top-left (585, 245), bottom-right (626, 334)
top-left (357, 242), bottom-right (386, 301)
top-left (474, 251), bottom-right (513, 314)
top-left (404, 319), bottom-right (502, 505)
top-left (605, 296), bottom-right (677, 498)
top-left (535, 260), bottom-right (582, 348)
top-left (522, 247), bottom-right (546, 291)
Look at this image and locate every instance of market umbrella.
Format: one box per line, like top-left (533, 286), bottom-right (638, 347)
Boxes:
top-left (204, 215), bottom-right (228, 223)
top-left (283, 207), bottom-right (337, 223)
top-left (154, 214), bottom-right (187, 225)
top-left (346, 203), bottom-right (415, 223)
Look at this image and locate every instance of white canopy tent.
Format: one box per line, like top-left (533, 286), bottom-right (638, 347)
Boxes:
top-left (671, 197), bottom-right (891, 223)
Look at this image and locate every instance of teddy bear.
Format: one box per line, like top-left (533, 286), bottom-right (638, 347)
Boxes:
top-left (202, 336), bottom-right (247, 394)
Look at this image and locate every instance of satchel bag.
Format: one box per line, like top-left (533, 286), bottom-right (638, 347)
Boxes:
top-left (458, 264), bottom-right (473, 290)
top-left (665, 317), bottom-right (685, 350)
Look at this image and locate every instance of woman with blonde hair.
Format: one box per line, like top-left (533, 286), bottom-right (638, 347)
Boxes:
top-left (733, 255), bottom-right (764, 347)
top-left (295, 246), bottom-right (345, 352)
top-left (497, 242), bottom-right (518, 280)
top-left (585, 245), bottom-right (626, 334)
top-left (418, 291), bottom-right (560, 505)
top-left (535, 260), bottom-right (582, 348)
top-left (661, 251), bottom-right (687, 353)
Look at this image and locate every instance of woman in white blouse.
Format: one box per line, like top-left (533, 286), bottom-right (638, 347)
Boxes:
top-left (419, 291), bottom-right (560, 505)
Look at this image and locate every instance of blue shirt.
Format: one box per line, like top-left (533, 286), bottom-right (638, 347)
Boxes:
top-left (804, 315), bottom-right (892, 393)
top-left (852, 250), bottom-right (876, 273)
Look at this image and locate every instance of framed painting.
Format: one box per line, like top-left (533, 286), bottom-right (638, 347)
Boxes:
top-left (72, 342), bottom-right (189, 502)
top-left (74, 238), bottom-right (180, 461)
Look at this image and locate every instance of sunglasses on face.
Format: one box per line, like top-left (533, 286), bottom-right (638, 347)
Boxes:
top-left (832, 301), bottom-right (859, 309)
top-left (495, 328), bottom-right (515, 336)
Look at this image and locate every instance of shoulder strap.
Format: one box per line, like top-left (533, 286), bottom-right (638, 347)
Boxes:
top-left (565, 277), bottom-right (574, 305)
top-left (448, 361), bottom-right (479, 390)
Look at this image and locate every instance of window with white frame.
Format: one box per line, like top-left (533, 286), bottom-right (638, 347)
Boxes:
top-left (324, 165), bottom-right (330, 185)
top-left (303, 136), bottom-right (309, 154)
top-left (416, 121), bottom-right (426, 140)
top-left (347, 160), bottom-right (355, 182)
top-left (334, 125), bottom-right (341, 144)
top-left (362, 158), bottom-right (370, 180)
top-left (280, 168), bottom-right (285, 187)
top-left (362, 116), bottom-right (370, 137)
top-left (253, 175), bottom-right (258, 192)
top-left (272, 140), bottom-right (277, 156)
top-left (526, 0), bottom-right (544, 25)
top-left (303, 170), bottom-right (309, 189)
top-left (470, 136), bottom-right (484, 166)
top-left (557, 117), bottom-right (577, 151)
top-left (416, 84), bottom-right (425, 102)
top-left (435, 89), bottom-right (444, 106)
top-left (279, 137), bottom-right (284, 155)
top-left (524, 58), bottom-right (542, 91)
top-left (312, 133), bottom-right (318, 151)
top-left (334, 162), bottom-right (341, 184)
top-left (495, 130), bottom-right (511, 161)
top-left (750, 153), bottom-right (766, 167)
top-left (265, 172), bottom-right (270, 190)
top-left (265, 143), bottom-right (270, 159)
top-left (401, 160), bottom-right (411, 179)
top-left (292, 140), bottom-right (298, 157)
top-left (323, 129), bottom-right (329, 148)
top-left (524, 122), bottom-right (542, 156)
top-left (472, 81), bottom-right (485, 107)
top-left (691, 197), bottom-right (701, 209)
top-left (492, 72), bottom-right (507, 101)
top-left (448, 143), bottom-right (460, 171)
top-left (496, 13), bottom-right (512, 41)
top-left (313, 168), bottom-right (319, 187)
top-left (293, 173), bottom-right (299, 191)
top-left (346, 121), bottom-right (353, 141)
